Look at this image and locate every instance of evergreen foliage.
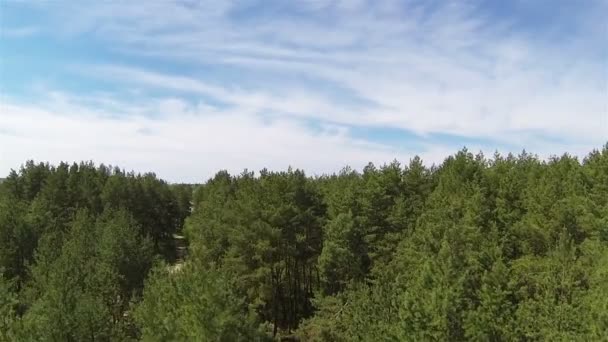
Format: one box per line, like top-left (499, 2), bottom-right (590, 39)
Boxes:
top-left (1, 145), bottom-right (607, 340)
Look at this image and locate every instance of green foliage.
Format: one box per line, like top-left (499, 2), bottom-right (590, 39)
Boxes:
top-left (296, 147), bottom-right (608, 340)
top-left (0, 274), bottom-right (20, 341)
top-left (0, 161), bottom-right (186, 340)
top-left (16, 209), bottom-right (155, 340)
top-left (0, 195), bottom-right (33, 287)
top-left (318, 212), bottom-right (363, 295)
top-left (1, 144), bottom-right (607, 340)
top-left (20, 211), bottom-right (115, 340)
top-left (135, 263), bottom-right (267, 341)
top-left (185, 168), bottom-right (326, 334)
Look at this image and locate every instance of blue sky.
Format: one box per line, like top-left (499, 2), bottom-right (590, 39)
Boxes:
top-left (1, 0), bottom-right (606, 182)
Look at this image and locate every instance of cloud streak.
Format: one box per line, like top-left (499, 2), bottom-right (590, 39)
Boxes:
top-left (0, 0), bottom-right (606, 180)
top-left (0, 95), bottom-right (408, 183)
top-left (0, 26), bottom-right (38, 38)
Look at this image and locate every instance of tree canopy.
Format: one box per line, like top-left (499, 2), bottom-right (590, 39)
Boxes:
top-left (1, 145), bottom-right (607, 340)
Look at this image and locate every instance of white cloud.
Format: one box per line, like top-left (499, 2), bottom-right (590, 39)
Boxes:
top-left (1, 1), bottom-right (606, 180)
top-left (2, 90), bottom-right (601, 182)
top-left (46, 0), bottom-right (603, 143)
top-left (80, 64), bottom-right (371, 125)
top-left (80, 60), bottom-right (606, 146)
top-left (0, 26), bottom-right (38, 38)
top-left (0, 96), bottom-right (406, 182)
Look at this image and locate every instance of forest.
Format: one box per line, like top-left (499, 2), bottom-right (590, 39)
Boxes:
top-left (1, 145), bottom-right (607, 341)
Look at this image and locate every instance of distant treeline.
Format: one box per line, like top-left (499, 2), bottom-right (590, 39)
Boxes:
top-left (1, 145), bottom-right (607, 341)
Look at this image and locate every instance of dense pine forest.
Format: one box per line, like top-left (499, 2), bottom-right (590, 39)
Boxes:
top-left (1, 145), bottom-right (607, 341)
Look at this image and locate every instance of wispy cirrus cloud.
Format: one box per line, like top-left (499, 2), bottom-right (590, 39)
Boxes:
top-left (0, 26), bottom-right (38, 38)
top-left (0, 0), bottom-right (606, 180)
top-left (0, 93), bottom-right (412, 183)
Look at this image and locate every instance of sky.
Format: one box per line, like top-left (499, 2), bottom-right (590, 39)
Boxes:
top-left (0, 0), bottom-right (607, 183)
